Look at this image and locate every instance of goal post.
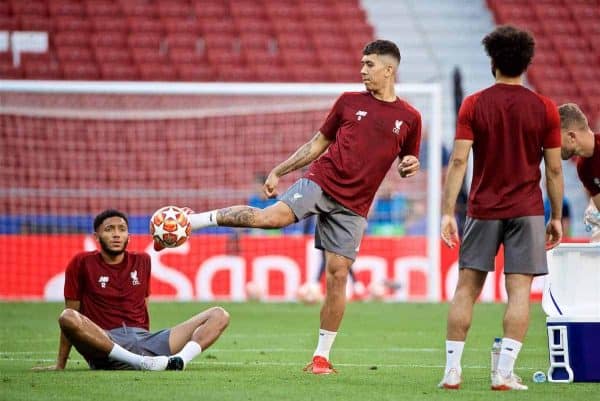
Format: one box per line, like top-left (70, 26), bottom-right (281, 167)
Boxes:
top-left (0, 80), bottom-right (443, 301)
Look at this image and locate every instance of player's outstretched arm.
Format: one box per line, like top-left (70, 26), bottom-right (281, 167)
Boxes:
top-left (31, 300), bottom-right (79, 371)
top-left (263, 131), bottom-right (331, 198)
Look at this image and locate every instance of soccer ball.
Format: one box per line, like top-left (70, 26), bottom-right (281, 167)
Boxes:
top-left (149, 206), bottom-right (191, 248)
top-left (297, 282), bottom-right (324, 305)
top-left (368, 281), bottom-right (386, 301)
top-left (245, 281), bottom-right (264, 301)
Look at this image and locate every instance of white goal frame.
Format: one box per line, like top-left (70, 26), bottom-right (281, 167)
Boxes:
top-left (0, 80), bottom-right (443, 301)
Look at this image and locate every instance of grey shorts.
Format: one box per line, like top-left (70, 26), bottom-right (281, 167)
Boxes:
top-left (280, 178), bottom-right (367, 260)
top-left (88, 326), bottom-right (171, 370)
top-left (459, 216), bottom-right (548, 276)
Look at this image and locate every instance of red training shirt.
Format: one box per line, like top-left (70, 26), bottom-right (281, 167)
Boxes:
top-left (456, 83), bottom-right (561, 219)
top-left (577, 133), bottom-right (600, 196)
top-left (307, 91), bottom-right (422, 217)
top-left (64, 251), bottom-right (151, 330)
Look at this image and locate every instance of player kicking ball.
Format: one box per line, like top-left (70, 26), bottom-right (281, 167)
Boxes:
top-left (155, 39), bottom-right (422, 374)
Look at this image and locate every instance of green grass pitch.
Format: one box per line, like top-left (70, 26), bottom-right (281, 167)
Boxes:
top-left (0, 302), bottom-right (596, 401)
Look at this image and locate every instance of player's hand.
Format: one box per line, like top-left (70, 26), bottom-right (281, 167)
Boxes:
top-left (398, 155), bottom-right (419, 178)
top-left (545, 218), bottom-right (562, 250)
top-left (31, 364), bottom-right (64, 371)
top-left (441, 214), bottom-right (459, 248)
top-left (263, 171), bottom-right (279, 198)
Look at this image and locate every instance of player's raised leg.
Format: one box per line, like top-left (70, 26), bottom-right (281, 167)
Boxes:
top-left (439, 268), bottom-right (487, 389)
top-left (58, 308), bottom-right (171, 371)
top-left (190, 201), bottom-right (296, 230)
top-left (304, 251), bottom-right (352, 375)
top-left (167, 307), bottom-right (230, 369)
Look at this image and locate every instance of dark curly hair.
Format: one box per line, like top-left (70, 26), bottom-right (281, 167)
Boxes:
top-left (363, 40), bottom-right (401, 64)
top-left (93, 209), bottom-right (129, 231)
top-left (482, 25), bottom-right (535, 77)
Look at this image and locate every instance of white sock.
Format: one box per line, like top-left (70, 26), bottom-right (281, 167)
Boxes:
top-left (444, 340), bottom-right (465, 375)
top-left (313, 329), bottom-right (337, 360)
top-left (175, 341), bottom-right (202, 365)
top-left (108, 343), bottom-right (143, 369)
top-left (189, 210), bottom-right (218, 229)
top-left (497, 337), bottom-right (522, 376)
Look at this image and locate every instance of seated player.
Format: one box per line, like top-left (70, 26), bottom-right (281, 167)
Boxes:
top-left (33, 209), bottom-right (229, 371)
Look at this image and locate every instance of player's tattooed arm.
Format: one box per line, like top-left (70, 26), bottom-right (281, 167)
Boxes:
top-left (272, 131), bottom-right (332, 177)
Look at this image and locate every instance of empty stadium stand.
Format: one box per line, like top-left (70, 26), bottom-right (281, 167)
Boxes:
top-left (0, 0), bottom-right (373, 82)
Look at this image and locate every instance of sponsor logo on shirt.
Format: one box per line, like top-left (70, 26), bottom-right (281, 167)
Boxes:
top-left (98, 276), bottom-right (109, 288)
top-left (130, 270), bottom-right (140, 286)
top-left (292, 193), bottom-right (303, 201)
top-left (393, 120), bottom-right (403, 134)
top-left (594, 177), bottom-right (600, 189)
top-left (355, 110), bottom-right (367, 121)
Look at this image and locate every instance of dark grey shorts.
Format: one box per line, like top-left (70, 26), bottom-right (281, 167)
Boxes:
top-left (88, 326), bottom-right (171, 370)
top-left (279, 178), bottom-right (367, 260)
top-left (459, 215), bottom-right (548, 276)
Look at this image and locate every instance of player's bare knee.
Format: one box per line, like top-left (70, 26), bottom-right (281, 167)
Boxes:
top-left (58, 308), bottom-right (81, 331)
top-left (208, 306), bottom-right (230, 329)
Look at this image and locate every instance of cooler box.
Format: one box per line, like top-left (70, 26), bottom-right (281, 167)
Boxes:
top-left (543, 243), bottom-right (600, 383)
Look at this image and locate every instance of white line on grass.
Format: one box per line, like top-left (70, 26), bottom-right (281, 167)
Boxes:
top-left (1, 357), bottom-right (540, 371)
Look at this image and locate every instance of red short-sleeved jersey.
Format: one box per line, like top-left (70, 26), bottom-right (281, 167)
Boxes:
top-left (577, 134), bottom-right (600, 196)
top-left (455, 84), bottom-right (561, 219)
top-left (306, 91), bottom-right (421, 217)
top-left (64, 251), bottom-right (151, 330)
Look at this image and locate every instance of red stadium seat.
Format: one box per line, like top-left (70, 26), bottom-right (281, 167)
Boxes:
top-left (56, 46), bottom-right (94, 62)
top-left (62, 62), bottom-right (100, 80)
top-left (157, 0), bottom-right (192, 18)
top-left (48, 0), bottom-right (84, 16)
top-left (10, 0), bottom-right (48, 16)
top-left (206, 48), bottom-right (244, 66)
top-left (85, 1), bottom-right (120, 17)
top-left (120, 1), bottom-right (157, 18)
top-left (245, 48), bottom-right (281, 66)
top-left (0, 2), bottom-right (9, 16)
top-left (234, 18), bottom-right (273, 35)
top-left (162, 17), bottom-right (199, 34)
top-left (277, 32), bottom-right (309, 50)
top-left (138, 63), bottom-right (177, 81)
top-left (165, 33), bottom-right (202, 49)
top-left (131, 47), bottom-right (169, 64)
top-left (177, 64), bottom-right (215, 81)
top-left (230, 1), bottom-right (266, 19)
top-left (94, 47), bottom-right (132, 63)
top-left (240, 32), bottom-right (274, 50)
top-left (0, 15), bottom-right (18, 30)
top-left (54, 15), bottom-right (91, 31)
top-left (90, 32), bottom-right (128, 48)
top-left (19, 15), bottom-right (53, 31)
top-left (128, 33), bottom-right (163, 49)
top-left (98, 62), bottom-right (138, 80)
top-left (198, 18), bottom-right (238, 35)
top-left (90, 16), bottom-right (128, 32)
top-left (22, 59), bottom-right (62, 79)
top-left (218, 64), bottom-right (257, 81)
top-left (203, 33), bottom-right (238, 50)
top-left (53, 31), bottom-right (90, 47)
top-left (169, 47), bottom-right (206, 64)
top-left (0, 54), bottom-right (22, 78)
top-left (127, 16), bottom-right (163, 33)
top-left (193, 1), bottom-right (230, 19)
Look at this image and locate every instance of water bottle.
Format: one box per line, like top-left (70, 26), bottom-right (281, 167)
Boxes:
top-left (491, 337), bottom-right (502, 373)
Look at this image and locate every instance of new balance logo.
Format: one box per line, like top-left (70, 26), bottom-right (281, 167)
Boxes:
top-left (356, 110), bottom-right (367, 121)
top-left (98, 276), bottom-right (109, 288)
top-left (393, 120), bottom-right (403, 134)
top-left (292, 193), bottom-right (303, 201)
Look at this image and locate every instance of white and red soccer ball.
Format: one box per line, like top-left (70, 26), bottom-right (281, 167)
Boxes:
top-left (297, 282), bottom-right (324, 304)
top-left (150, 206), bottom-right (191, 248)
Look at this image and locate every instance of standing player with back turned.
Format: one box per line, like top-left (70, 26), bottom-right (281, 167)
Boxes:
top-left (438, 25), bottom-right (563, 390)
top-left (155, 40), bottom-right (422, 374)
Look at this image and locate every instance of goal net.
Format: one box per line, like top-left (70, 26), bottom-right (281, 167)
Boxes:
top-left (0, 81), bottom-right (444, 301)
